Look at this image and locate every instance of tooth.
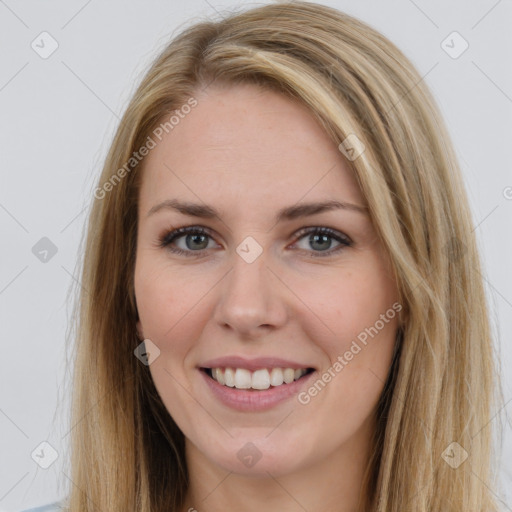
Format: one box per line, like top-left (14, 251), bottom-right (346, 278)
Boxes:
top-left (224, 367), bottom-right (235, 387)
top-left (234, 368), bottom-right (252, 389)
top-left (214, 368), bottom-right (225, 385)
top-left (252, 369), bottom-right (270, 390)
top-left (212, 366), bottom-right (308, 389)
top-left (283, 368), bottom-right (295, 384)
top-left (270, 368), bottom-right (284, 386)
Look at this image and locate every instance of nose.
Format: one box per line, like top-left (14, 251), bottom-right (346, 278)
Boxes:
top-left (212, 248), bottom-right (288, 339)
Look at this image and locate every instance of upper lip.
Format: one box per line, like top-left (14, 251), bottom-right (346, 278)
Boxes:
top-left (199, 356), bottom-right (315, 372)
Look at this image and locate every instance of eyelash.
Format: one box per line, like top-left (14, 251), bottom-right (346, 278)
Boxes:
top-left (156, 225), bottom-right (352, 258)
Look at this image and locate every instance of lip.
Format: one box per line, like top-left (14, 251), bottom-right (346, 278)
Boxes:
top-left (199, 367), bottom-right (316, 412)
top-left (199, 356), bottom-right (314, 372)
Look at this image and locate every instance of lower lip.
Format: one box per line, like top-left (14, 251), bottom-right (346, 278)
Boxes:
top-left (200, 369), bottom-right (315, 412)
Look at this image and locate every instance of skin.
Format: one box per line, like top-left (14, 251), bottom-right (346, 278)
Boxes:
top-left (134, 82), bottom-right (400, 512)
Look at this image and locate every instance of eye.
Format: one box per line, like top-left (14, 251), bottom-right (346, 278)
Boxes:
top-left (157, 226), bottom-right (217, 257)
top-left (156, 225), bottom-right (352, 258)
top-left (291, 227), bottom-right (352, 257)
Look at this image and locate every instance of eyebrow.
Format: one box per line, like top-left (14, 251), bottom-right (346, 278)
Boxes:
top-left (146, 199), bottom-right (369, 222)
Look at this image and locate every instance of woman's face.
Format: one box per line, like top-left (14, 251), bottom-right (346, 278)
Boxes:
top-left (134, 83), bottom-right (400, 477)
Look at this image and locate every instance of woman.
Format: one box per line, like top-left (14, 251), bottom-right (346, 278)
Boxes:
top-left (24, 1), bottom-right (503, 511)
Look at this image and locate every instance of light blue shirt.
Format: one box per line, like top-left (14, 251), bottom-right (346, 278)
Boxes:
top-left (20, 503), bottom-right (62, 512)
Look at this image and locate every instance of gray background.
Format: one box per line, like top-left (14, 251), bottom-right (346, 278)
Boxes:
top-left (0, 0), bottom-right (511, 510)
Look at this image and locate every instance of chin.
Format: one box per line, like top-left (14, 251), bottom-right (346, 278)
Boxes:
top-left (197, 435), bottom-right (314, 477)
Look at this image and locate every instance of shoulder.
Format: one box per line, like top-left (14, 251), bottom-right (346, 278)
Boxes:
top-left (20, 503), bottom-right (63, 512)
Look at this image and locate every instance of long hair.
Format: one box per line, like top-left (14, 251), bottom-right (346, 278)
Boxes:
top-left (63, 2), bottom-right (503, 510)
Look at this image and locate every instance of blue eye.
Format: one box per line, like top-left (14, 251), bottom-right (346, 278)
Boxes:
top-left (158, 226), bottom-right (215, 256)
top-left (157, 225), bottom-right (352, 258)
top-left (292, 227), bottom-right (352, 257)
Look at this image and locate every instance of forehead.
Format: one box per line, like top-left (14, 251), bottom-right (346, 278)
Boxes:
top-left (138, 83), bottom-right (365, 215)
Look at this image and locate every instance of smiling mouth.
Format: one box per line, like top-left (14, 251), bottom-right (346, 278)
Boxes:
top-left (201, 367), bottom-right (315, 391)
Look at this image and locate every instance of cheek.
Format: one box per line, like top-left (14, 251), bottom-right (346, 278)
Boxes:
top-left (134, 258), bottom-right (208, 342)
top-left (134, 261), bottom-right (211, 424)
top-left (293, 259), bottom-right (398, 354)
top-left (291, 255), bottom-right (399, 419)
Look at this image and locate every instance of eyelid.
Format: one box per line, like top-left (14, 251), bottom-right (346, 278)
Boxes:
top-left (292, 225), bottom-right (352, 245)
top-left (157, 224), bottom-right (352, 258)
top-left (157, 225), bottom-right (217, 249)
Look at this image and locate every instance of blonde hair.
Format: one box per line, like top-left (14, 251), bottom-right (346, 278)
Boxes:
top-left (63, 2), bottom-right (503, 511)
